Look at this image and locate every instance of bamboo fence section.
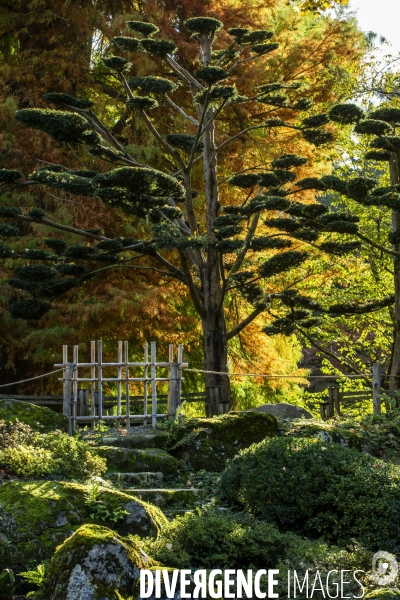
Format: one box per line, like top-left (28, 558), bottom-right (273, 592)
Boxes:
top-left (55, 340), bottom-right (187, 434)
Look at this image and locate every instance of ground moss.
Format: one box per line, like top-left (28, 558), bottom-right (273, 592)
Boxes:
top-left (0, 399), bottom-right (68, 432)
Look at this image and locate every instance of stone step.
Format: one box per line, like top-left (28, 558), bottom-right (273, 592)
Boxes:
top-left (97, 446), bottom-right (178, 476)
top-left (124, 488), bottom-right (206, 509)
top-left (108, 472), bottom-right (164, 487)
top-left (100, 430), bottom-right (168, 449)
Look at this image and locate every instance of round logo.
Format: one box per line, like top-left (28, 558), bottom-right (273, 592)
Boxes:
top-left (372, 551), bottom-right (399, 586)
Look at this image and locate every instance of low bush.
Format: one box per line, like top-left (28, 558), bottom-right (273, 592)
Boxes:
top-left (0, 445), bottom-right (54, 477)
top-left (143, 507), bottom-right (371, 598)
top-left (0, 419), bottom-right (106, 480)
top-left (219, 437), bottom-right (400, 551)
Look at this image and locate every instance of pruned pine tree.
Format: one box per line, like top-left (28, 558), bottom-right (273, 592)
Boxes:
top-left (0, 17), bottom-right (386, 414)
top-left (262, 103), bottom-right (400, 383)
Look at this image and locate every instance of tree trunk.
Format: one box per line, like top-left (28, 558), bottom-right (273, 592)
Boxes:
top-left (196, 32), bottom-right (232, 416)
top-left (202, 312), bottom-right (231, 417)
top-left (389, 150), bottom-right (400, 390)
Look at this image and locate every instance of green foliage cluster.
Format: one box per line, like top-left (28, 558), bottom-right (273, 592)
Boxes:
top-left (0, 420), bottom-right (106, 479)
top-left (15, 109), bottom-right (99, 145)
top-left (84, 482), bottom-right (128, 524)
top-left (143, 507), bottom-right (370, 598)
top-left (219, 436), bottom-right (400, 551)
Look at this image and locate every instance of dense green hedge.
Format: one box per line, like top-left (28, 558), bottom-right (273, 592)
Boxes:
top-left (219, 437), bottom-right (400, 551)
top-left (144, 507), bottom-right (371, 598)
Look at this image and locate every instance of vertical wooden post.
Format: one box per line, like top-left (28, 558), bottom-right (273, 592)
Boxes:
top-left (90, 341), bottom-right (96, 430)
top-left (124, 340), bottom-right (130, 430)
top-left (177, 343), bottom-right (183, 409)
top-left (72, 345), bottom-right (78, 433)
top-left (117, 341), bottom-right (122, 427)
top-left (84, 389), bottom-right (89, 416)
top-left (151, 341), bottom-right (157, 429)
top-left (79, 389), bottom-right (84, 417)
top-left (143, 342), bottom-right (149, 426)
top-left (326, 385), bottom-right (335, 419)
top-left (63, 344), bottom-right (72, 436)
top-left (167, 344), bottom-right (178, 419)
top-left (373, 363), bottom-right (381, 414)
top-left (97, 340), bottom-right (103, 421)
top-left (333, 384), bottom-right (340, 417)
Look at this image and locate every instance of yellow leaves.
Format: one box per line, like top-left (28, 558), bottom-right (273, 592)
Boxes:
top-left (287, 0), bottom-right (349, 13)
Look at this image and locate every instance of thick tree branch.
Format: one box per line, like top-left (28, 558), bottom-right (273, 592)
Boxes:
top-left (356, 232), bottom-right (400, 258)
top-left (227, 305), bottom-right (265, 340)
top-left (139, 110), bottom-right (186, 171)
top-left (219, 212), bottom-right (261, 313)
top-left (165, 95), bottom-right (199, 126)
top-left (179, 250), bottom-right (205, 317)
top-left (6, 213), bottom-right (110, 241)
top-left (216, 125), bottom-right (266, 153)
top-left (165, 56), bottom-right (203, 91)
top-left (299, 329), bottom-right (368, 376)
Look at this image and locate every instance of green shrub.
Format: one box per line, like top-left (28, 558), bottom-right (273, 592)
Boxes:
top-left (143, 507), bottom-right (371, 597)
top-left (219, 437), bottom-right (400, 551)
top-left (0, 419), bottom-right (36, 448)
top-left (0, 445), bottom-right (54, 477)
top-left (0, 420), bottom-right (106, 480)
top-left (145, 507), bottom-right (287, 569)
top-left (40, 431), bottom-right (106, 479)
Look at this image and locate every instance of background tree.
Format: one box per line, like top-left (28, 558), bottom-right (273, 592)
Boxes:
top-left (261, 101), bottom-right (400, 390)
top-left (0, 12), bottom-right (383, 416)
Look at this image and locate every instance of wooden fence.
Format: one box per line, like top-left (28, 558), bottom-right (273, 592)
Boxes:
top-left (54, 340), bottom-right (188, 433)
top-left (319, 363), bottom-right (382, 420)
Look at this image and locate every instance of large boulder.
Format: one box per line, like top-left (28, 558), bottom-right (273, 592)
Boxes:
top-left (37, 524), bottom-right (153, 600)
top-left (165, 411), bottom-right (278, 471)
top-left (0, 481), bottom-right (166, 570)
top-left (0, 398), bottom-right (69, 432)
top-left (250, 402), bottom-right (312, 419)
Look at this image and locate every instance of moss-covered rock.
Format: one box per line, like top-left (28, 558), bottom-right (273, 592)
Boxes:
top-left (0, 398), bottom-right (68, 432)
top-left (99, 430), bottom-right (168, 449)
top-left (127, 488), bottom-right (206, 508)
top-left (0, 480), bottom-right (166, 570)
top-left (97, 446), bottom-right (178, 475)
top-left (109, 471), bottom-right (164, 487)
top-left (251, 402), bottom-right (312, 419)
top-left (37, 524), bottom-right (154, 600)
top-left (365, 589), bottom-right (400, 600)
top-left (165, 411), bottom-right (278, 471)
top-left (279, 417), bottom-right (383, 455)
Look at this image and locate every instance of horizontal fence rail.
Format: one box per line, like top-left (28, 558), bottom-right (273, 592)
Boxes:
top-left (55, 340), bottom-right (188, 433)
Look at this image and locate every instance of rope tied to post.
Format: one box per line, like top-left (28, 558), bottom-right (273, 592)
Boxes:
top-left (183, 367), bottom-right (372, 379)
top-left (0, 368), bottom-right (65, 389)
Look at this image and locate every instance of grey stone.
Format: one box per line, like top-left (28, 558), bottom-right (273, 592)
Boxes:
top-left (54, 512), bottom-right (69, 527)
top-left (109, 471), bottom-right (164, 487)
top-left (249, 402), bottom-right (313, 419)
top-left (66, 565), bottom-right (95, 600)
top-left (39, 525), bottom-right (146, 600)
